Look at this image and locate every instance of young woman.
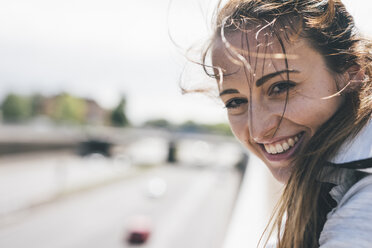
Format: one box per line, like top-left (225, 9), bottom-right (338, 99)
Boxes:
top-left (200, 0), bottom-right (372, 247)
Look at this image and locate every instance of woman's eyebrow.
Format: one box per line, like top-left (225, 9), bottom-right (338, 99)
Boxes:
top-left (256, 69), bottom-right (300, 87)
top-left (219, 88), bottom-right (240, 96)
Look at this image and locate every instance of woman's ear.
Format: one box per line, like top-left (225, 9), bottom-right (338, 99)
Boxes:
top-left (342, 65), bottom-right (365, 92)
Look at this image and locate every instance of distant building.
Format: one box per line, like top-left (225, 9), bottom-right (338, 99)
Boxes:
top-left (84, 98), bottom-right (107, 125)
top-left (41, 94), bottom-right (107, 125)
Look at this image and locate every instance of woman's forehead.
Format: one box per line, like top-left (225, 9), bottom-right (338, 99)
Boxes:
top-left (214, 31), bottom-right (290, 54)
top-left (212, 31), bottom-right (306, 76)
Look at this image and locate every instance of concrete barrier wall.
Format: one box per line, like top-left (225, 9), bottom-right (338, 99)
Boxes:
top-left (0, 142), bottom-right (79, 155)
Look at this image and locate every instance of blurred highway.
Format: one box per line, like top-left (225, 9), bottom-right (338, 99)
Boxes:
top-left (0, 146), bottom-right (242, 248)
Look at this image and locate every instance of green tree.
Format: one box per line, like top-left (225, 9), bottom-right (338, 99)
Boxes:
top-left (178, 120), bottom-right (204, 132)
top-left (1, 93), bottom-right (32, 123)
top-left (52, 93), bottom-right (86, 124)
top-left (202, 123), bottom-right (233, 136)
top-left (110, 97), bottom-right (129, 127)
top-left (144, 119), bottom-right (172, 129)
top-left (30, 93), bottom-right (45, 117)
top-left (177, 120), bottom-right (233, 135)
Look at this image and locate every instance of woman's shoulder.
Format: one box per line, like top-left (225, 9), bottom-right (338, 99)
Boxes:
top-left (319, 173), bottom-right (372, 247)
top-left (338, 173), bottom-right (372, 207)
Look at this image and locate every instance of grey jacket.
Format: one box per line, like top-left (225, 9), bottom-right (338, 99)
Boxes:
top-left (319, 119), bottom-right (372, 247)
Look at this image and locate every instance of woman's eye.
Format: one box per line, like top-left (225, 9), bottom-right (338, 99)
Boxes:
top-left (268, 81), bottom-right (295, 96)
top-left (225, 98), bottom-right (248, 109)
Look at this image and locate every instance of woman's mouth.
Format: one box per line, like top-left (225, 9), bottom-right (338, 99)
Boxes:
top-left (259, 132), bottom-right (305, 162)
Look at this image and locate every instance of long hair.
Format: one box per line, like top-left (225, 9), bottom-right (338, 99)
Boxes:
top-left (201, 0), bottom-right (372, 247)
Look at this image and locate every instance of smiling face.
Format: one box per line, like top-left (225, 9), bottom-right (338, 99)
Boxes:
top-left (212, 32), bottom-right (345, 182)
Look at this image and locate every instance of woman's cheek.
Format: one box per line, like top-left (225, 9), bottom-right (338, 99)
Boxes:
top-left (228, 114), bottom-right (251, 146)
top-left (288, 97), bottom-right (342, 135)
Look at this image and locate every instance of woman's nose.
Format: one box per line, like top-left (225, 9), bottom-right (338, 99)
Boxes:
top-left (248, 102), bottom-right (281, 142)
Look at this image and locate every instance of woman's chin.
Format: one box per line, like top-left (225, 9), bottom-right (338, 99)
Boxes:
top-left (267, 163), bottom-right (292, 183)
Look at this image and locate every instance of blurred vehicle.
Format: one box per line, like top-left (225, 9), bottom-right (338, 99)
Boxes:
top-left (126, 215), bottom-right (152, 245)
top-left (77, 139), bottom-right (112, 157)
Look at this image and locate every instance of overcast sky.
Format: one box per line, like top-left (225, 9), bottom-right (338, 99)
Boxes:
top-left (0, 0), bottom-right (370, 125)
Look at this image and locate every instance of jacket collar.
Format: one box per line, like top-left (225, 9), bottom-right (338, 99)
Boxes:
top-left (319, 118), bottom-right (372, 185)
top-left (330, 118), bottom-right (372, 164)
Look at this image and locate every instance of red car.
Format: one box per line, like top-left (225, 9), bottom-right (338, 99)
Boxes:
top-left (126, 216), bottom-right (152, 245)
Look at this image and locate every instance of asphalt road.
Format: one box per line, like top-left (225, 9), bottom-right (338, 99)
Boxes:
top-left (0, 162), bottom-right (241, 248)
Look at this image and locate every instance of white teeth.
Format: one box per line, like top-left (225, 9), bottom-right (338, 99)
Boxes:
top-left (264, 144), bottom-right (270, 153)
top-left (276, 144), bottom-right (283, 153)
top-left (264, 133), bottom-right (302, 155)
top-left (288, 138), bottom-right (295, 147)
top-left (270, 145), bottom-right (277, 154)
top-left (282, 142), bottom-right (290, 151)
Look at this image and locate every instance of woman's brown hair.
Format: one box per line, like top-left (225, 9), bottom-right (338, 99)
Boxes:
top-left (201, 0), bottom-right (372, 247)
